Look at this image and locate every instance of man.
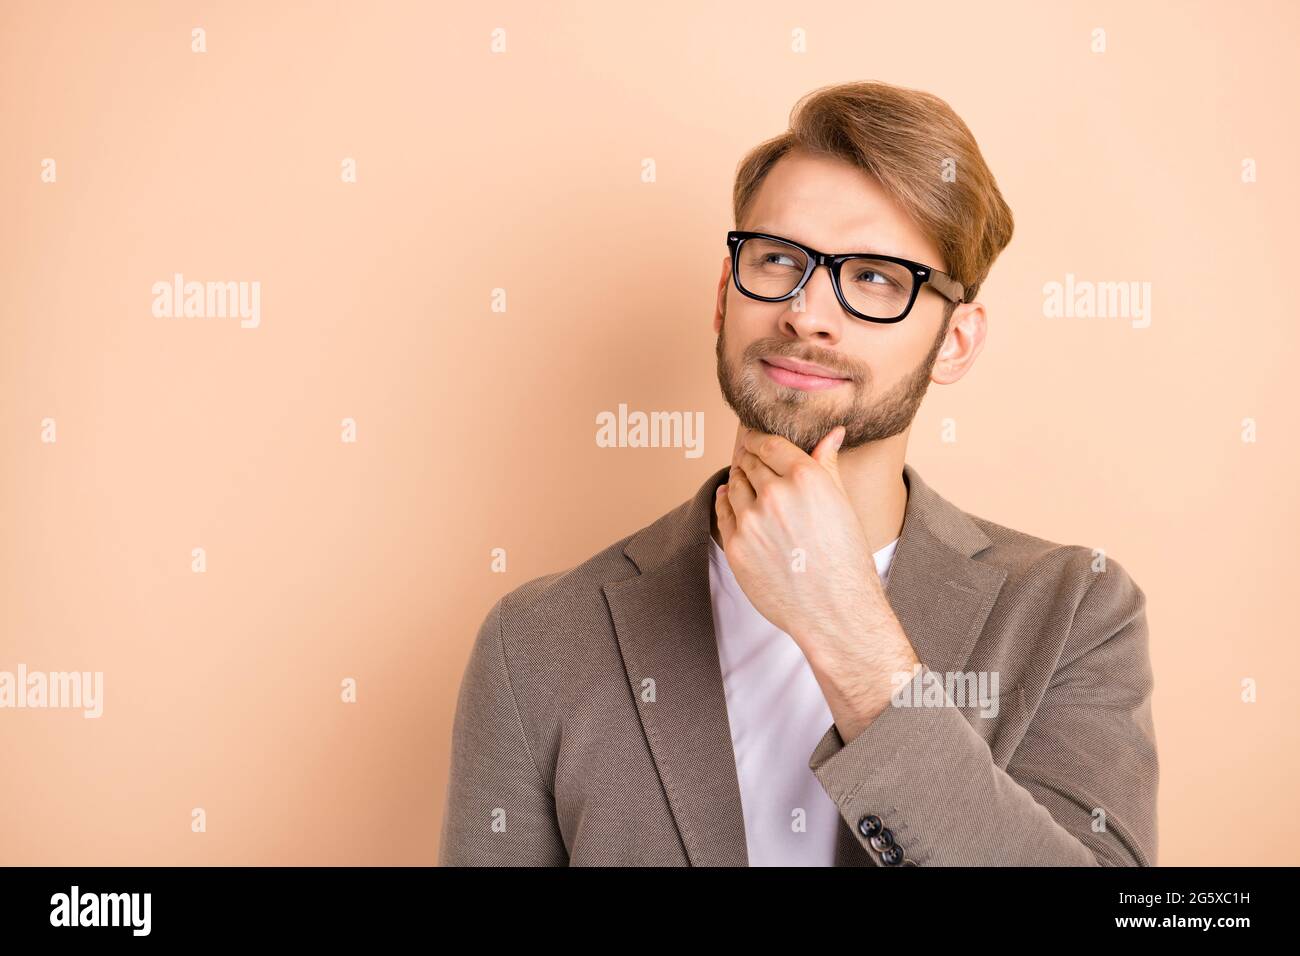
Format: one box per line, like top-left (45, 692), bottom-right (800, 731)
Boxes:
top-left (438, 81), bottom-right (1158, 866)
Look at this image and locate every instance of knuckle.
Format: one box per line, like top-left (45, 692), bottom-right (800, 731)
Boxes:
top-left (790, 462), bottom-right (818, 486)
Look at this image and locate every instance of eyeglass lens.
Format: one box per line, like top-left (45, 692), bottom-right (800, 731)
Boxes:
top-left (735, 236), bottom-right (916, 320)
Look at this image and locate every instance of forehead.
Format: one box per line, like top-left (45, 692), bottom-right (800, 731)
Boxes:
top-left (742, 148), bottom-right (945, 268)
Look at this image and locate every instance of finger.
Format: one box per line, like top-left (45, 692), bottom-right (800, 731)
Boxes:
top-left (714, 483), bottom-right (736, 545)
top-left (735, 448), bottom-right (780, 494)
top-left (741, 430), bottom-right (808, 477)
top-left (731, 426), bottom-right (753, 469)
top-left (810, 426), bottom-right (846, 490)
top-left (726, 463), bottom-right (757, 515)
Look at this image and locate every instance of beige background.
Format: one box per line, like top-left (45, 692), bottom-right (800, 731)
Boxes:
top-left (1, 0), bottom-right (1296, 865)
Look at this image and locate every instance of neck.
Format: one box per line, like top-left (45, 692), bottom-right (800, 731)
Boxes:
top-left (710, 426), bottom-right (909, 554)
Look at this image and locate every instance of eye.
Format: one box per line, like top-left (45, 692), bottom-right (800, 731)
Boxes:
top-left (851, 267), bottom-right (893, 286)
top-left (762, 252), bottom-right (800, 268)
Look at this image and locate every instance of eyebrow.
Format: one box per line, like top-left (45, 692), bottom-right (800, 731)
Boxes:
top-left (749, 227), bottom-right (900, 257)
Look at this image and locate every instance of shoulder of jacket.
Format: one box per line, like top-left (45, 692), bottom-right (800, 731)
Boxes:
top-left (967, 513), bottom-right (1142, 606)
top-left (474, 529), bottom-right (642, 663)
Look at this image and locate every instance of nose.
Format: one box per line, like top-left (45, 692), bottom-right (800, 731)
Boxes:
top-left (779, 262), bottom-right (845, 342)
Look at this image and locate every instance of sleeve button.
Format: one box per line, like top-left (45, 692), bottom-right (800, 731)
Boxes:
top-left (870, 828), bottom-right (896, 852)
top-left (881, 845), bottom-right (906, 865)
top-left (856, 814), bottom-right (884, 838)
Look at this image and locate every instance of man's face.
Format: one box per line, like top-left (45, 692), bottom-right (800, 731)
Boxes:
top-left (715, 148), bottom-right (954, 456)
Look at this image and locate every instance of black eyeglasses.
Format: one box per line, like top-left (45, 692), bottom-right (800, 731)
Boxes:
top-left (726, 230), bottom-right (965, 324)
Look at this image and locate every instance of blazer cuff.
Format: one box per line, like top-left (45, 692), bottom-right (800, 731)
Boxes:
top-left (807, 675), bottom-right (1096, 866)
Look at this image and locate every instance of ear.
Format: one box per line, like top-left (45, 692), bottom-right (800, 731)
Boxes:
top-left (930, 300), bottom-right (987, 386)
top-left (713, 256), bottom-right (730, 334)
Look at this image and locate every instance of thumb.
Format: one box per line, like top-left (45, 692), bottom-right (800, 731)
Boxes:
top-left (811, 425), bottom-right (846, 483)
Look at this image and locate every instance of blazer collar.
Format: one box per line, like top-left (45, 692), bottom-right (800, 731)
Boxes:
top-left (602, 461), bottom-right (1008, 866)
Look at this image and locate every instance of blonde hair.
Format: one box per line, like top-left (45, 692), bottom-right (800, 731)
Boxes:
top-left (733, 81), bottom-right (1014, 308)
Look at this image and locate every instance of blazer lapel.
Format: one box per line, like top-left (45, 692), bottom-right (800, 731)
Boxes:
top-left (603, 460), bottom-right (1007, 867)
top-left (884, 463), bottom-right (1009, 681)
top-left (604, 464), bottom-right (748, 866)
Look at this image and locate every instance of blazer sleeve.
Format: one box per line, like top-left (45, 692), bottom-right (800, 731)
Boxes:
top-left (807, 556), bottom-right (1159, 866)
top-left (437, 596), bottom-right (568, 866)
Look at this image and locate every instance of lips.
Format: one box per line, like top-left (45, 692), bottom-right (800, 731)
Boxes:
top-left (762, 355), bottom-right (848, 379)
top-left (760, 357), bottom-right (850, 392)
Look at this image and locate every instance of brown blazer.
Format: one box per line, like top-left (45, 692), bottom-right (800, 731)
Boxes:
top-left (438, 463), bottom-right (1158, 866)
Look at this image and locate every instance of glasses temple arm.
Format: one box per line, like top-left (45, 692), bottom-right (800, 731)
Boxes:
top-left (928, 270), bottom-right (965, 304)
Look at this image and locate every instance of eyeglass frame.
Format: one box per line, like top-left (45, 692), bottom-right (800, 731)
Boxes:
top-left (725, 230), bottom-right (966, 324)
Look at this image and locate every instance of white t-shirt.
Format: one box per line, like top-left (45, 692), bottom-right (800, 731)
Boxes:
top-left (707, 532), bottom-right (900, 866)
